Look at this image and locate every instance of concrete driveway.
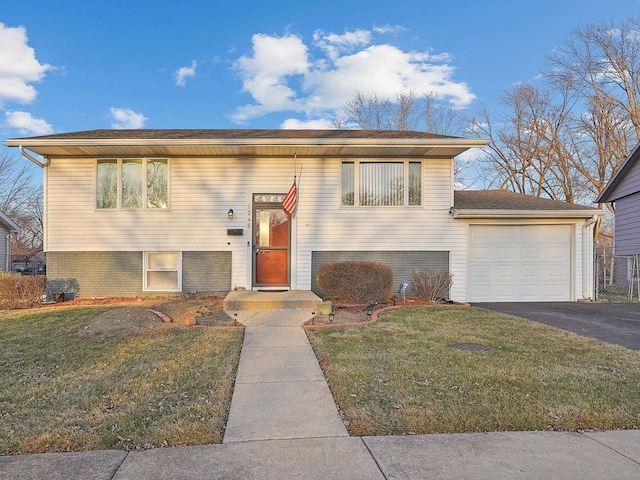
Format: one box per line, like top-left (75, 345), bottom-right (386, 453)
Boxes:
top-left (474, 302), bottom-right (640, 351)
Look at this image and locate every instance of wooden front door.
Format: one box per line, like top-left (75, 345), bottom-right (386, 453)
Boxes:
top-left (253, 201), bottom-right (290, 288)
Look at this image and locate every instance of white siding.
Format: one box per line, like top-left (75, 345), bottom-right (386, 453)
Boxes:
top-left (46, 156), bottom-right (594, 301)
top-left (46, 156), bottom-right (464, 294)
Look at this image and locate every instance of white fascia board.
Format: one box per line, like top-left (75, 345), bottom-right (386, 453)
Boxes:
top-left (4, 137), bottom-right (489, 148)
top-left (450, 209), bottom-right (604, 219)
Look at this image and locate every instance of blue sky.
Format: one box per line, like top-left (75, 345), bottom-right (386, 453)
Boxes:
top-left (0, 0), bottom-right (638, 142)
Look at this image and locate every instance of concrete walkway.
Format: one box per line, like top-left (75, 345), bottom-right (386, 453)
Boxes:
top-left (2, 307), bottom-right (640, 479)
top-left (223, 324), bottom-right (348, 442)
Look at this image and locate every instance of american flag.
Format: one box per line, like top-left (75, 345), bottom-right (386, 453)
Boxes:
top-left (282, 178), bottom-right (297, 216)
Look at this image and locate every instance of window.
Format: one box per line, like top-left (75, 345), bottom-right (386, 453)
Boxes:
top-left (341, 161), bottom-right (422, 206)
top-left (144, 252), bottom-right (181, 291)
top-left (96, 159), bottom-right (168, 209)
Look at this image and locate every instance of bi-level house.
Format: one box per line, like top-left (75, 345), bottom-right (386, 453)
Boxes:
top-left (4, 129), bottom-right (600, 302)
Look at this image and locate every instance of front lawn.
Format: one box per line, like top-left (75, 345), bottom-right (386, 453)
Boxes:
top-left (306, 306), bottom-right (640, 435)
top-left (0, 307), bottom-right (243, 454)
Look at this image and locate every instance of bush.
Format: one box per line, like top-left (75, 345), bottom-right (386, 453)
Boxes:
top-left (0, 274), bottom-right (46, 309)
top-left (413, 269), bottom-right (453, 303)
top-left (317, 261), bottom-right (393, 303)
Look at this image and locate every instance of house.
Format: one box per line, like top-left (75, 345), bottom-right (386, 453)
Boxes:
top-left (596, 142), bottom-right (640, 256)
top-left (0, 210), bottom-right (20, 272)
top-left (3, 129), bottom-right (601, 302)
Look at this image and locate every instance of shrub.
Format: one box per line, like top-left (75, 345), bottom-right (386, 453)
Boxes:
top-left (413, 269), bottom-right (454, 303)
top-left (0, 274), bottom-right (47, 309)
top-left (317, 261), bottom-right (393, 303)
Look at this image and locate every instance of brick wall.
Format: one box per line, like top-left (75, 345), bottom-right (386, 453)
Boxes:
top-left (47, 251), bottom-right (232, 298)
top-left (182, 251), bottom-right (232, 294)
top-left (311, 250), bottom-right (450, 297)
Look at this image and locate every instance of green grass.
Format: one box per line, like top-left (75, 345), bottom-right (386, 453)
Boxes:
top-left (306, 306), bottom-right (640, 436)
top-left (0, 307), bottom-right (243, 454)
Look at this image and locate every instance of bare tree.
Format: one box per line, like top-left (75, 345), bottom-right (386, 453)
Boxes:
top-left (546, 17), bottom-right (640, 142)
top-left (474, 15), bottom-right (640, 213)
top-left (422, 91), bottom-right (467, 136)
top-left (0, 152), bottom-right (43, 258)
top-left (337, 90), bottom-right (468, 135)
top-left (339, 91), bottom-right (392, 130)
top-left (0, 152), bottom-right (35, 215)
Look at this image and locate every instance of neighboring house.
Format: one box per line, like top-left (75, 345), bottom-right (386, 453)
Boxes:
top-left (3, 129), bottom-right (601, 302)
top-left (0, 210), bottom-right (20, 272)
top-left (596, 142), bottom-right (640, 256)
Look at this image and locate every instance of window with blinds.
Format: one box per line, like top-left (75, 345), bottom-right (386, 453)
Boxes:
top-left (341, 161), bottom-right (422, 207)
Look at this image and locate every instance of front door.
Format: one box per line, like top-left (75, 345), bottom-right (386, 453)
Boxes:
top-left (253, 200), bottom-right (290, 288)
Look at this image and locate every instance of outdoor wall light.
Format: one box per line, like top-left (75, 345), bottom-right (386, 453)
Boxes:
top-left (328, 312), bottom-right (335, 322)
top-left (228, 209), bottom-right (234, 219)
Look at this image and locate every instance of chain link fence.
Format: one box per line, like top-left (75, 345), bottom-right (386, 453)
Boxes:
top-left (595, 246), bottom-right (640, 302)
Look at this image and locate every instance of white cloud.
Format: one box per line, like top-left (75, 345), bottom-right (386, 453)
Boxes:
top-left (373, 24), bottom-right (407, 35)
top-left (175, 60), bottom-right (197, 86)
top-left (313, 29), bottom-right (371, 60)
top-left (5, 110), bottom-right (53, 135)
top-left (280, 118), bottom-right (334, 129)
top-left (109, 107), bottom-right (148, 129)
top-left (0, 22), bottom-right (52, 106)
top-left (231, 27), bottom-right (475, 124)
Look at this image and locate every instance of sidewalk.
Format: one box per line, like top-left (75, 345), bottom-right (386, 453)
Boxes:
top-left (2, 308), bottom-right (640, 479)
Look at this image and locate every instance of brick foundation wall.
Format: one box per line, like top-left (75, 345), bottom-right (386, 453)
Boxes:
top-left (182, 251), bottom-right (232, 294)
top-left (311, 251), bottom-right (450, 297)
top-left (47, 251), bottom-right (232, 298)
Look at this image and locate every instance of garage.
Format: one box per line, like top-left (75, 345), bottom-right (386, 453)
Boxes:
top-left (467, 224), bottom-right (572, 302)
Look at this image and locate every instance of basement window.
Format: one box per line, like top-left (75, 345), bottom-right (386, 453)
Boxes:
top-left (144, 252), bottom-right (181, 292)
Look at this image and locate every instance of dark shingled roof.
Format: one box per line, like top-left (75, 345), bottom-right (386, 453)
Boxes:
top-left (454, 190), bottom-right (598, 211)
top-left (16, 129), bottom-right (458, 141)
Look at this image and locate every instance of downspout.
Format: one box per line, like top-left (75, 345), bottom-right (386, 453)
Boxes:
top-left (19, 145), bottom-right (46, 168)
top-left (4, 234), bottom-right (10, 272)
top-left (582, 215), bottom-right (598, 301)
top-left (17, 146), bottom-right (47, 254)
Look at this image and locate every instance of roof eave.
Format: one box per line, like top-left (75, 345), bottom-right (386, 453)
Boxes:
top-left (3, 137), bottom-right (489, 148)
top-left (450, 208), bottom-right (603, 219)
top-left (0, 211), bottom-right (21, 232)
top-left (596, 141), bottom-right (640, 203)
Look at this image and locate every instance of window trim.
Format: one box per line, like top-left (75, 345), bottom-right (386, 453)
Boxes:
top-left (340, 160), bottom-right (423, 207)
top-left (95, 158), bottom-right (170, 210)
top-left (143, 251), bottom-right (182, 292)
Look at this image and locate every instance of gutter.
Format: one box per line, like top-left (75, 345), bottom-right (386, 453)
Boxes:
top-left (449, 208), bottom-right (603, 219)
top-left (5, 137), bottom-right (490, 149)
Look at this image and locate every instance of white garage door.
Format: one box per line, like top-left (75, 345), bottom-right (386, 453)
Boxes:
top-left (468, 225), bottom-right (571, 302)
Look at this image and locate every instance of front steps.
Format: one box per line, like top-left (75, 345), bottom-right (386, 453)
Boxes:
top-left (223, 290), bottom-right (324, 327)
top-left (223, 290), bottom-right (322, 312)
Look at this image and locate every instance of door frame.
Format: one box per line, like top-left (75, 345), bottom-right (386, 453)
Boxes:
top-left (251, 194), bottom-right (291, 290)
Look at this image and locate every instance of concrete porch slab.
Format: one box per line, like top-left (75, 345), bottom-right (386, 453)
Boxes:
top-left (231, 309), bottom-right (316, 326)
top-left (224, 290), bottom-right (323, 312)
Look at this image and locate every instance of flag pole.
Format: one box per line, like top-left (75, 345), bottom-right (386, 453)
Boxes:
top-left (282, 152), bottom-right (298, 216)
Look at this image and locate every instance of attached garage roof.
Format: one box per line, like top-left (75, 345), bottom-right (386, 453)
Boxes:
top-left (3, 129), bottom-right (488, 159)
top-left (452, 190), bottom-right (601, 218)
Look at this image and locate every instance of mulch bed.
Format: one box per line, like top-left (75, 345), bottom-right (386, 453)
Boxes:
top-left (42, 294), bottom-right (455, 334)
